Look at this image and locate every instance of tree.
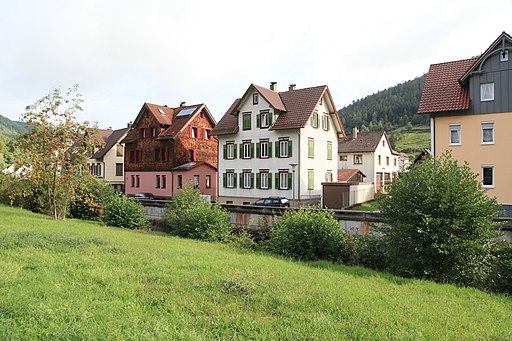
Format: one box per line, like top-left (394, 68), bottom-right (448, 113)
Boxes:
top-left (379, 152), bottom-right (501, 286)
top-left (15, 85), bottom-right (103, 219)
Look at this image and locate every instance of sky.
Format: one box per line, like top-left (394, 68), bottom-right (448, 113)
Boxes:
top-left (1, 0), bottom-right (511, 128)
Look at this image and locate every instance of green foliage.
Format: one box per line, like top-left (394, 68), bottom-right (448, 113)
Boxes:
top-left (69, 174), bottom-right (115, 221)
top-left (380, 152), bottom-right (501, 286)
top-left (488, 241), bottom-right (512, 295)
top-left (270, 208), bottom-right (348, 262)
top-left (339, 75), bottom-right (428, 132)
top-left (388, 125), bottom-right (431, 158)
top-left (0, 173), bottom-right (33, 207)
top-left (103, 194), bottom-right (148, 229)
top-left (0, 114), bottom-right (28, 140)
top-left (349, 234), bottom-right (389, 271)
top-left (164, 184), bottom-right (231, 241)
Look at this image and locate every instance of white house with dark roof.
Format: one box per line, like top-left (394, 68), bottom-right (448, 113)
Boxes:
top-left (212, 82), bottom-right (345, 206)
top-left (338, 128), bottom-right (406, 192)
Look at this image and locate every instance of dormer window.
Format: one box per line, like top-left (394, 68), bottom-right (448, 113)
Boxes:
top-left (253, 93), bottom-right (259, 105)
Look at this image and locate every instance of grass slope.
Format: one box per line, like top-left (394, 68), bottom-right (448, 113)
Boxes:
top-left (1, 205), bottom-right (511, 339)
top-left (390, 125), bottom-right (430, 159)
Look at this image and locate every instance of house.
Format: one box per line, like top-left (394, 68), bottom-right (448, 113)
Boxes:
top-left (338, 128), bottom-right (405, 192)
top-left (122, 102), bottom-right (218, 200)
top-left (212, 82), bottom-right (345, 206)
top-left (418, 31), bottom-right (512, 209)
top-left (87, 127), bottom-right (130, 192)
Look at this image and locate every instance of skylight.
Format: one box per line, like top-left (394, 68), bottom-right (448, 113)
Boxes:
top-left (177, 107), bottom-right (197, 117)
top-left (158, 108), bottom-right (166, 115)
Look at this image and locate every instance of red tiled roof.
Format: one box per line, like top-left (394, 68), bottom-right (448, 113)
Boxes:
top-left (158, 105), bottom-right (203, 139)
top-left (417, 58), bottom-right (478, 114)
top-left (145, 103), bottom-right (174, 125)
top-left (338, 169), bottom-right (366, 182)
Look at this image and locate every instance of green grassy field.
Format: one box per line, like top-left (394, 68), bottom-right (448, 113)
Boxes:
top-left (1, 205), bottom-right (511, 340)
top-left (390, 125), bottom-right (430, 159)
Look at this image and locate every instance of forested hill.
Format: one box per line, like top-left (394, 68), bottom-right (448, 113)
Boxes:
top-left (0, 114), bottom-right (28, 139)
top-left (338, 74), bottom-right (428, 132)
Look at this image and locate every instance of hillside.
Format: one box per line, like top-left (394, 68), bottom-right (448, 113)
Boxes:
top-left (338, 75), bottom-right (427, 132)
top-left (1, 205), bottom-right (511, 339)
top-left (0, 114), bottom-right (28, 139)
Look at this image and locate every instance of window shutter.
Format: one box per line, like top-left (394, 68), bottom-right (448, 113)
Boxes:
top-left (251, 173), bottom-right (254, 189)
top-left (223, 145), bottom-right (227, 159)
top-left (233, 174), bottom-right (237, 188)
top-left (256, 173), bottom-right (261, 189)
top-left (322, 117), bottom-right (325, 130)
top-left (288, 173), bottom-right (293, 189)
top-left (256, 143), bottom-right (260, 158)
top-left (223, 173), bottom-right (227, 188)
top-left (269, 113), bottom-right (273, 125)
top-left (275, 141), bottom-right (280, 158)
top-left (192, 150), bottom-right (197, 161)
top-left (268, 141), bottom-right (273, 158)
top-left (256, 114), bottom-right (260, 128)
top-left (233, 144), bottom-right (237, 159)
top-left (275, 173), bottom-right (280, 189)
top-left (239, 144), bottom-right (243, 158)
top-left (251, 143), bottom-right (255, 158)
top-left (310, 115), bottom-right (314, 126)
top-left (327, 117), bottom-right (330, 130)
top-left (239, 173), bottom-right (243, 188)
top-left (325, 173), bottom-right (328, 182)
top-left (288, 140), bottom-right (293, 157)
top-left (268, 173), bottom-right (272, 189)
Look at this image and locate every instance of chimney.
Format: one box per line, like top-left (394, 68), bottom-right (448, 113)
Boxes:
top-left (352, 127), bottom-right (359, 139)
top-left (288, 84), bottom-right (296, 91)
top-left (180, 101), bottom-right (186, 107)
top-left (108, 127), bottom-right (112, 130)
top-left (270, 82), bottom-right (277, 92)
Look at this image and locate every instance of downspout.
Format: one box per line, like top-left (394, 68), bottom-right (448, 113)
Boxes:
top-left (296, 130), bottom-right (301, 203)
top-left (430, 117), bottom-right (435, 157)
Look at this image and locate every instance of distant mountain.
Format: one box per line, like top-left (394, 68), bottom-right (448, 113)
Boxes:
top-left (338, 75), bottom-right (428, 132)
top-left (0, 114), bottom-right (28, 139)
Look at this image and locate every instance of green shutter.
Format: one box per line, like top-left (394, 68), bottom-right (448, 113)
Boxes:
top-left (288, 140), bottom-right (292, 157)
top-left (223, 173), bottom-right (227, 188)
top-left (268, 141), bottom-right (273, 158)
top-left (327, 143), bottom-right (332, 160)
top-left (256, 142), bottom-right (260, 158)
top-left (325, 173), bottom-right (328, 182)
top-left (256, 173), bottom-right (261, 189)
top-left (268, 173), bottom-right (272, 189)
top-left (223, 145), bottom-right (227, 159)
top-left (251, 143), bottom-right (255, 159)
top-left (275, 141), bottom-right (280, 158)
top-left (288, 173), bottom-right (293, 190)
top-left (239, 173), bottom-right (243, 188)
top-left (256, 114), bottom-right (260, 128)
top-left (233, 174), bottom-right (237, 188)
top-left (327, 117), bottom-right (330, 131)
top-left (310, 115), bottom-right (314, 126)
top-left (321, 116), bottom-right (325, 130)
top-left (239, 144), bottom-right (243, 158)
top-left (233, 144), bottom-right (237, 159)
top-left (269, 113), bottom-right (273, 125)
top-left (275, 173), bottom-right (280, 189)
top-left (251, 173), bottom-right (254, 189)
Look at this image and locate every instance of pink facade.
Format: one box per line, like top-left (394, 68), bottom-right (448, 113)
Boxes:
top-left (171, 163), bottom-right (217, 201)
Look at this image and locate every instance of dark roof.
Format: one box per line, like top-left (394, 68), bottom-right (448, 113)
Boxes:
top-left (338, 131), bottom-right (384, 153)
top-left (91, 127), bottom-right (129, 159)
top-left (171, 161), bottom-right (217, 171)
top-left (158, 105), bottom-right (203, 139)
top-left (417, 58), bottom-right (478, 114)
top-left (338, 169), bottom-right (366, 182)
top-left (211, 99), bottom-right (240, 135)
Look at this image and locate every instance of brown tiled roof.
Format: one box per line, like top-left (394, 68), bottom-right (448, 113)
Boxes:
top-left (252, 84), bottom-right (286, 111)
top-left (211, 99), bottom-right (240, 136)
top-left (417, 58), bottom-right (478, 114)
top-left (145, 103), bottom-right (174, 125)
top-left (338, 169), bottom-right (366, 182)
top-left (338, 131), bottom-right (384, 153)
top-left (91, 127), bottom-right (129, 159)
top-left (171, 161), bottom-right (217, 172)
top-left (158, 105), bottom-right (202, 139)
top-left (272, 85), bottom-right (327, 130)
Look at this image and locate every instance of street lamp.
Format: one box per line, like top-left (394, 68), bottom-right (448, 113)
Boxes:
top-left (289, 163), bottom-right (298, 207)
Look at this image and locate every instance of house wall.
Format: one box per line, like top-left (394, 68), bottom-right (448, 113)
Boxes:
top-left (125, 171), bottom-right (173, 198)
top-left (373, 134), bottom-right (400, 190)
top-left (434, 112), bottom-right (512, 204)
top-left (172, 165), bottom-right (218, 201)
top-left (338, 152), bottom-right (375, 183)
top-left (102, 143), bottom-right (125, 186)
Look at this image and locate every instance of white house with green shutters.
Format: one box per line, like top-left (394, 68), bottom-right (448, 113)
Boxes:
top-left (212, 82), bottom-right (345, 205)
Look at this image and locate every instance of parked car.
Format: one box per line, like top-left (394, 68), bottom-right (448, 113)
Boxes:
top-left (252, 197), bottom-right (290, 208)
top-left (131, 193), bottom-right (155, 200)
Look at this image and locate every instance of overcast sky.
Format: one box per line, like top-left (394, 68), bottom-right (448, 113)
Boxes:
top-left (1, 0), bottom-right (511, 128)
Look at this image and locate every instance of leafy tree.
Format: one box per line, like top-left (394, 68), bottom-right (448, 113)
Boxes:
top-left (379, 152), bottom-right (501, 286)
top-left (69, 173), bottom-right (116, 221)
top-left (15, 85), bottom-right (103, 219)
top-left (165, 184), bottom-right (231, 241)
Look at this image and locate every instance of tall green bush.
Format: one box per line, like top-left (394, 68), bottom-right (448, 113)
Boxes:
top-left (103, 194), bottom-right (148, 229)
top-left (488, 241), bottom-right (512, 295)
top-left (164, 184), bottom-right (231, 241)
top-left (69, 174), bottom-right (115, 220)
top-left (380, 152), bottom-right (501, 286)
top-left (270, 208), bottom-right (347, 262)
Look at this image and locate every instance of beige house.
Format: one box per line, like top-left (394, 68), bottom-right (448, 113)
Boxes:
top-left (418, 31), bottom-right (512, 210)
top-left (88, 127), bottom-right (130, 192)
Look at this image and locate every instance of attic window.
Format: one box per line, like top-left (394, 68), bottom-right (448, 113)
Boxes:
top-left (500, 50), bottom-right (509, 62)
top-left (158, 108), bottom-right (166, 115)
top-left (480, 83), bottom-right (494, 102)
top-left (253, 93), bottom-right (259, 105)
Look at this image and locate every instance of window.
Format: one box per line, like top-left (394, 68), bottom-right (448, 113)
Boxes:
top-left (226, 171), bottom-right (235, 188)
top-left (131, 175), bottom-right (135, 187)
top-left (115, 163), bottom-right (123, 176)
top-left (308, 138), bottom-right (314, 158)
top-left (308, 169), bottom-right (314, 190)
top-left (354, 155), bottom-right (363, 165)
top-left (327, 142), bottom-right (332, 160)
top-left (151, 127), bottom-right (157, 137)
top-left (322, 114), bottom-right (329, 131)
top-left (243, 141), bottom-right (252, 159)
top-left (378, 155), bottom-right (381, 165)
top-left (253, 93), bottom-right (258, 105)
top-left (394, 158), bottom-right (397, 167)
top-left (311, 111), bottom-right (319, 128)
top-left (482, 122), bottom-right (494, 144)
top-left (340, 155), bottom-right (347, 161)
top-left (501, 50), bottom-right (509, 62)
top-left (325, 171), bottom-right (333, 182)
top-left (279, 171), bottom-right (289, 190)
top-left (259, 111), bottom-right (270, 128)
top-left (155, 148), bottom-right (161, 161)
top-left (194, 175), bottom-right (199, 188)
top-left (191, 127), bottom-right (198, 138)
top-left (480, 83), bottom-right (494, 102)
top-left (259, 171), bottom-right (269, 189)
top-left (450, 124), bottom-right (461, 145)
top-left (116, 144), bottom-right (123, 157)
top-left (482, 166), bottom-right (494, 188)
top-left (177, 175), bottom-right (183, 189)
top-left (189, 149), bottom-right (196, 161)
top-left (226, 142), bottom-right (235, 159)
top-left (136, 175), bottom-right (140, 188)
top-left (140, 128), bottom-right (146, 139)
top-left (205, 129), bottom-right (212, 140)
top-left (242, 171), bottom-right (252, 189)
top-left (386, 156), bottom-right (389, 166)
top-left (156, 175), bottom-right (161, 188)
top-left (162, 175), bottom-right (166, 189)
top-left (242, 113), bottom-right (251, 130)
top-left (279, 139), bottom-right (289, 158)
top-left (205, 175), bottom-right (211, 188)
top-left (259, 140), bottom-right (269, 158)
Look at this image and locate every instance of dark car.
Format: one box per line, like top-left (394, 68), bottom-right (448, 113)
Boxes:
top-left (253, 197), bottom-right (290, 208)
top-left (131, 193), bottom-right (155, 200)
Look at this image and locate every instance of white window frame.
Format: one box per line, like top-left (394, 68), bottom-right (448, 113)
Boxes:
top-left (326, 171), bottom-right (333, 182)
top-left (260, 141), bottom-right (269, 158)
top-left (482, 166), bottom-right (494, 188)
top-left (226, 143), bottom-right (235, 159)
top-left (322, 114), bottom-right (329, 131)
top-left (260, 172), bottom-right (269, 189)
top-left (191, 127), bottom-right (198, 138)
top-left (279, 140), bottom-right (288, 158)
top-left (480, 83), bottom-right (494, 102)
top-left (227, 172), bottom-right (235, 188)
top-left (449, 124), bottom-right (461, 146)
top-left (243, 172), bottom-right (251, 189)
top-left (481, 122), bottom-right (494, 144)
top-left (311, 112), bottom-right (319, 128)
top-left (243, 142), bottom-right (251, 159)
top-left (354, 154), bottom-right (363, 165)
top-left (279, 172), bottom-right (288, 190)
top-left (260, 112), bottom-right (269, 128)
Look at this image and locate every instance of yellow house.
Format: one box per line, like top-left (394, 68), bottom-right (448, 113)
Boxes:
top-left (418, 32), bottom-right (512, 208)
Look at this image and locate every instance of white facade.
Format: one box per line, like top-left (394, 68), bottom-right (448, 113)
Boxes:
top-left (217, 90), bottom-right (340, 205)
top-left (88, 132), bottom-right (127, 191)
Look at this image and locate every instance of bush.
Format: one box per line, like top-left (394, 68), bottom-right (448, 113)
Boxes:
top-left (270, 208), bottom-right (347, 262)
top-left (487, 241), bottom-right (512, 295)
top-left (349, 234), bottom-right (389, 271)
top-left (103, 194), bottom-right (148, 229)
top-left (164, 184), bottom-right (231, 241)
top-left (380, 151), bottom-right (501, 286)
top-left (69, 174), bottom-right (115, 221)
